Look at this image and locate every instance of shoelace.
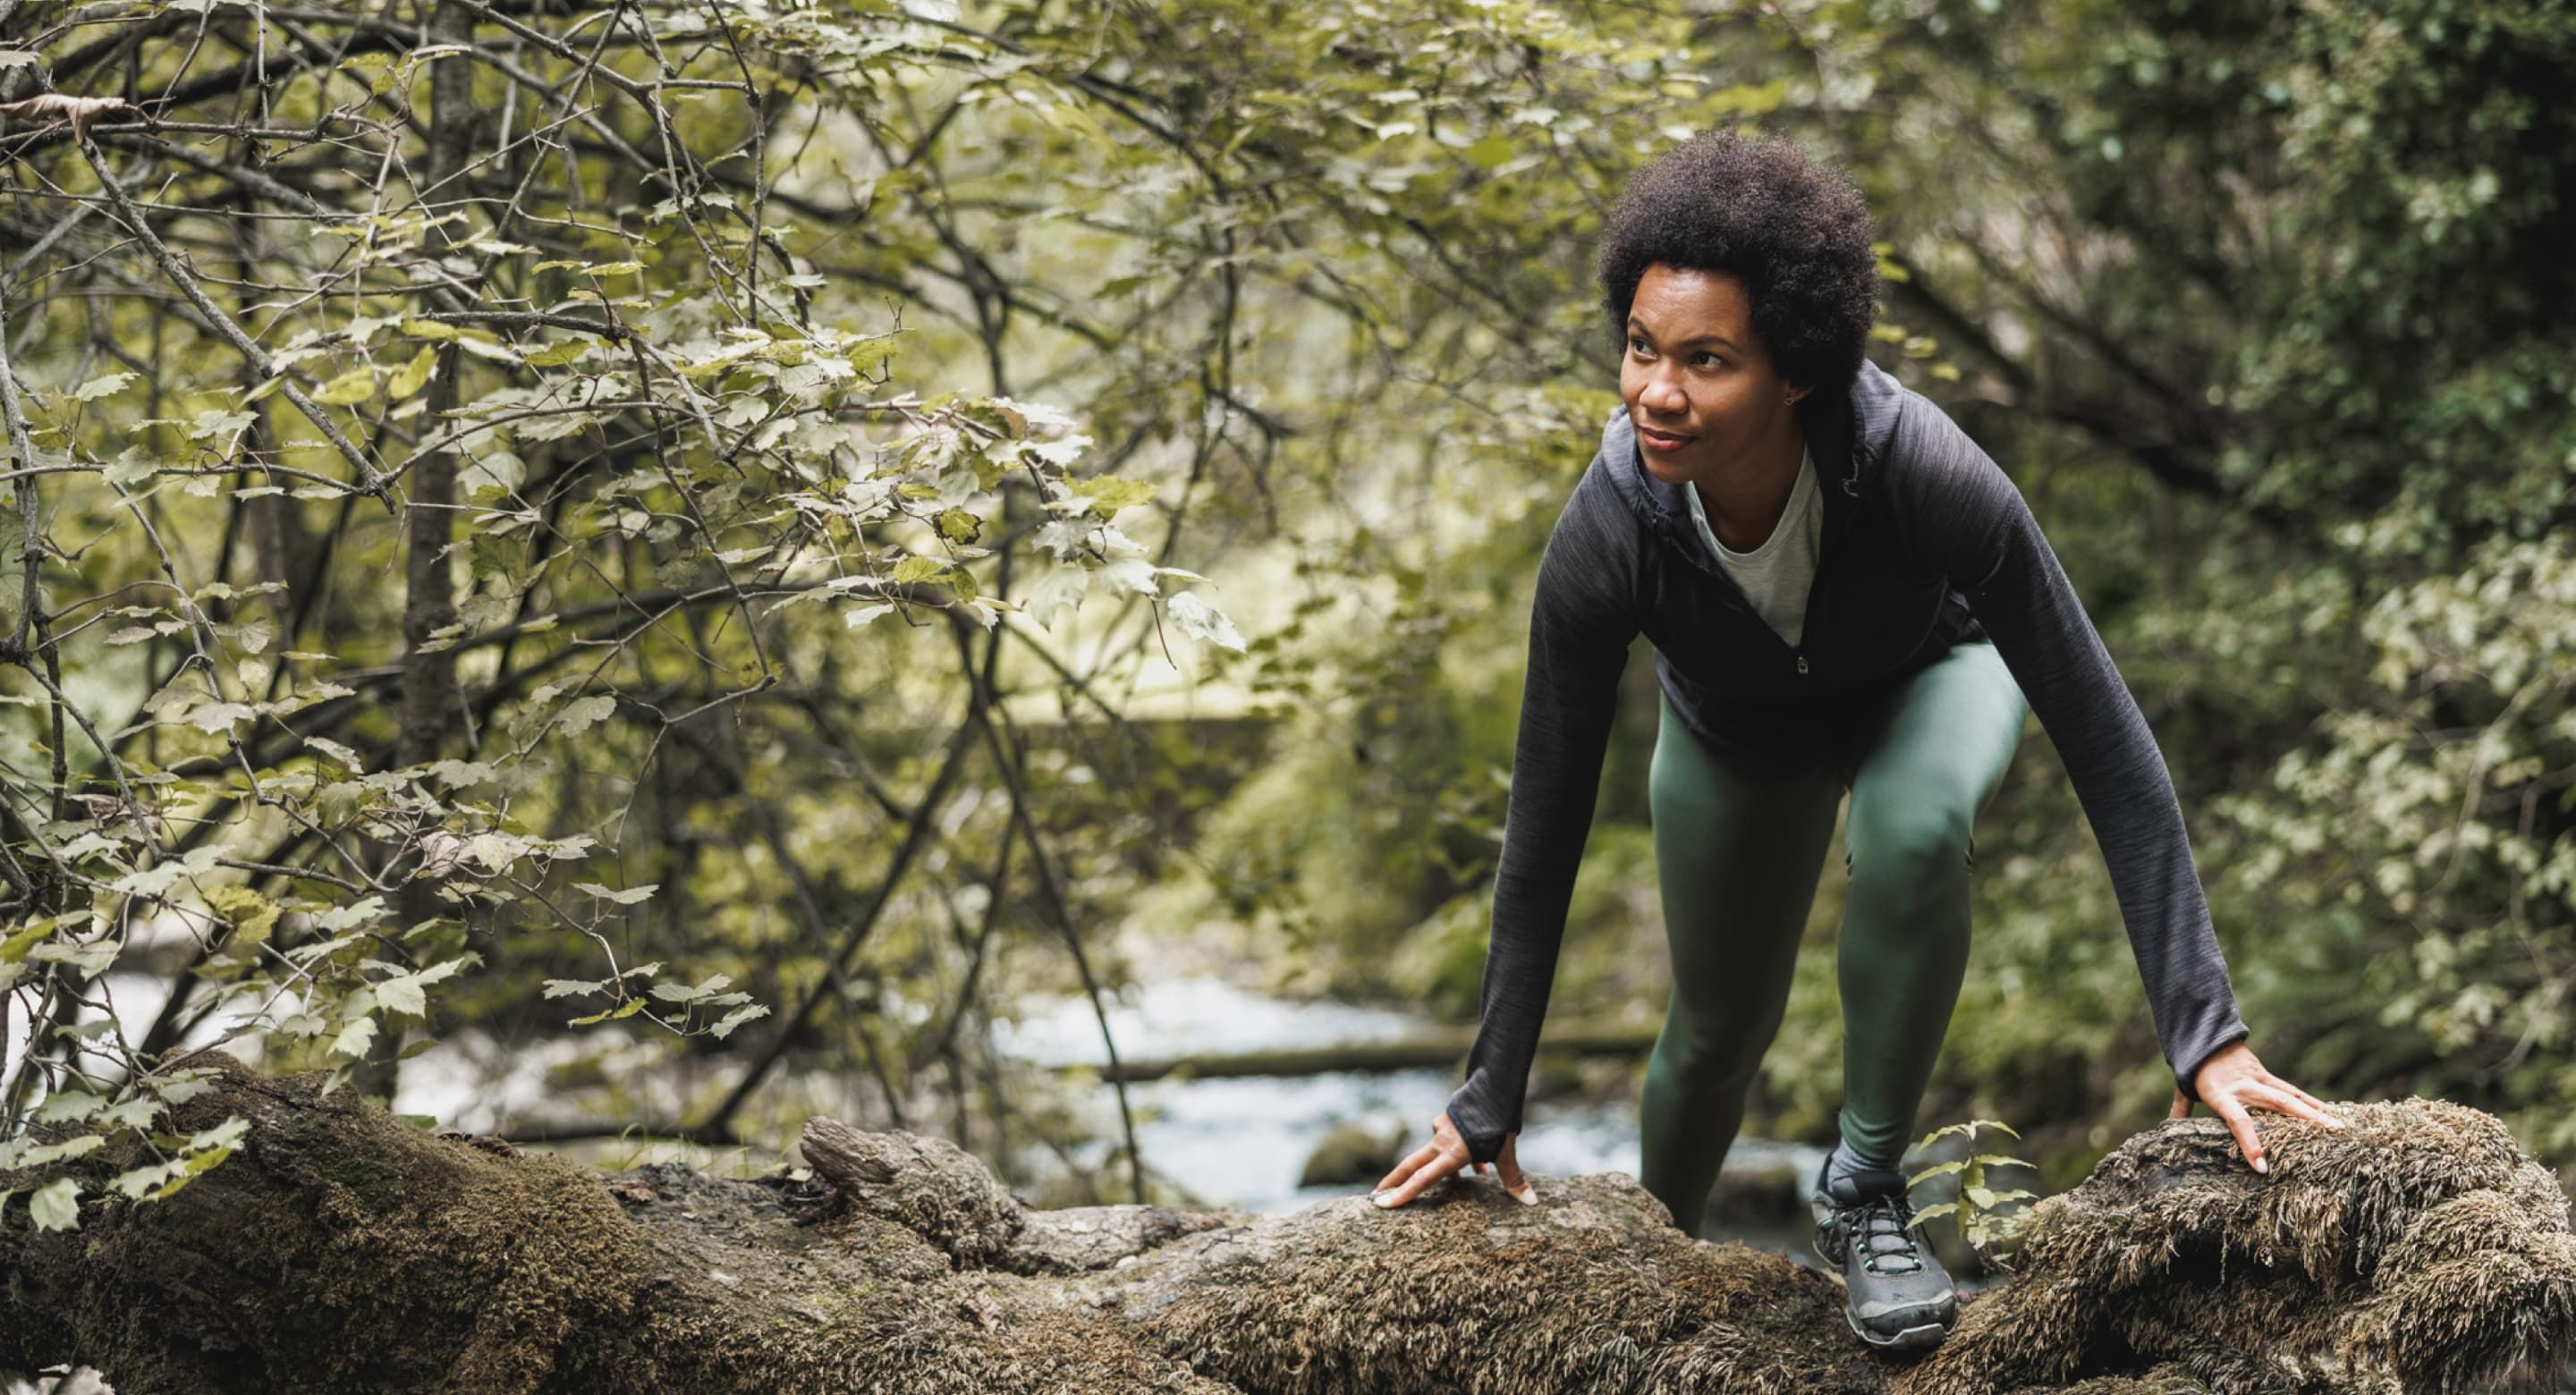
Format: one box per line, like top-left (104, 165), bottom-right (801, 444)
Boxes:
top-left (1849, 1193), bottom-right (1924, 1275)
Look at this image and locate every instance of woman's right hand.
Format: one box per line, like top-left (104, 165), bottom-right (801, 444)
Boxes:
top-left (1370, 1111), bottom-right (1536, 1208)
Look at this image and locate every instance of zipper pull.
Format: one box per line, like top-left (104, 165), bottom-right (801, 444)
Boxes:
top-left (1796, 655), bottom-right (1810, 675)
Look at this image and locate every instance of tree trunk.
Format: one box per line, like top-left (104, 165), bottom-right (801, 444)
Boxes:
top-left (367, 0), bottom-right (478, 1103)
top-left (3, 1053), bottom-right (2570, 1394)
top-left (1086, 1018), bottom-right (1661, 1085)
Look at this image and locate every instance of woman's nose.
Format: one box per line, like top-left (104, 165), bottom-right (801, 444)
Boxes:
top-left (1640, 372), bottom-right (1686, 415)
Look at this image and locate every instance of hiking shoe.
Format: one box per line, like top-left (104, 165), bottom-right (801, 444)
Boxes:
top-left (1809, 1155), bottom-right (1957, 1352)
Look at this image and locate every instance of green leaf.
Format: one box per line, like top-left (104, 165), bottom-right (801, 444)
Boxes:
top-left (650, 972), bottom-right (733, 1004)
top-left (556, 694), bottom-right (617, 736)
top-left (148, 1070), bottom-right (218, 1104)
top-left (330, 1016), bottom-right (378, 1059)
top-left (386, 346), bottom-right (437, 400)
top-left (426, 759), bottom-right (501, 788)
top-left (891, 555), bottom-right (948, 584)
top-left (569, 996), bottom-right (649, 1027)
top-left (29, 1178), bottom-right (80, 1232)
top-left (572, 881), bottom-right (657, 906)
top-left (30, 942), bottom-right (116, 975)
top-left (183, 1116), bottom-right (250, 1154)
top-left (106, 618), bottom-right (178, 650)
top-left (73, 371), bottom-right (140, 402)
top-left (710, 1003), bottom-right (770, 1040)
top-left (375, 974), bottom-right (428, 1019)
top-left (313, 367), bottom-right (379, 405)
top-left (109, 1161), bottom-right (182, 1200)
top-left (378, 957), bottom-right (481, 1024)
top-left (936, 508), bottom-right (984, 545)
top-left (543, 977), bottom-right (609, 999)
top-left (314, 897), bottom-right (386, 935)
top-left (1166, 591), bottom-right (1244, 652)
top-left (521, 338), bottom-right (590, 368)
top-left (0, 917), bottom-right (58, 964)
top-left (1069, 475), bottom-right (1155, 517)
top-left (22, 1134), bottom-right (105, 1167)
top-left (97, 1095), bottom-right (165, 1131)
top-left (152, 1141), bottom-right (238, 1199)
top-left (36, 1090), bottom-right (105, 1125)
top-left (188, 701), bottom-right (257, 733)
top-left (203, 885), bottom-right (282, 943)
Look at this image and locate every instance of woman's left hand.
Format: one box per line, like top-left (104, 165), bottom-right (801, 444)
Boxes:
top-left (2166, 1039), bottom-right (2347, 1175)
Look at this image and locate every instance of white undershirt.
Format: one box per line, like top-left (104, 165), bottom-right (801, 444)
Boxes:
top-left (1684, 444), bottom-right (1821, 647)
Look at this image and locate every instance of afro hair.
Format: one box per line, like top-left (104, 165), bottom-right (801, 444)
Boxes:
top-left (1596, 129), bottom-right (1881, 401)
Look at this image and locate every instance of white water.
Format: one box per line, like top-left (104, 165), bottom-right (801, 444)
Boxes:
top-left (990, 977), bottom-right (1832, 1248)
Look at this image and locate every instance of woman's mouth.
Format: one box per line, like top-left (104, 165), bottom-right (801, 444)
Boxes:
top-left (1638, 425), bottom-right (1695, 453)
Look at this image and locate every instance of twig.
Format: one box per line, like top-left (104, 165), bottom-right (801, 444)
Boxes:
top-left (73, 137), bottom-right (394, 505)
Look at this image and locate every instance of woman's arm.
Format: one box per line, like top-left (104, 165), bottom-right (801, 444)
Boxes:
top-left (1442, 458), bottom-right (1641, 1165)
top-left (1891, 400), bottom-right (2251, 1104)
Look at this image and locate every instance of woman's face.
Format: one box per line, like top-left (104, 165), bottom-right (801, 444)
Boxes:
top-left (1617, 263), bottom-right (1805, 488)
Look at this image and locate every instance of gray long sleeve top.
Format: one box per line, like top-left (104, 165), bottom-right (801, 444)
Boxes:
top-left (1444, 358), bottom-right (2250, 1165)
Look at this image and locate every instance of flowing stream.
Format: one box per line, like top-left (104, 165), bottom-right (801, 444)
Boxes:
top-left (990, 978), bottom-right (1835, 1263)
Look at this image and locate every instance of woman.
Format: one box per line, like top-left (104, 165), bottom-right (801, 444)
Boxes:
top-left (1368, 129), bottom-right (2344, 1352)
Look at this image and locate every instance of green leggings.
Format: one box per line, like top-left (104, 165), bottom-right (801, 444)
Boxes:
top-left (1639, 640), bottom-right (2028, 1237)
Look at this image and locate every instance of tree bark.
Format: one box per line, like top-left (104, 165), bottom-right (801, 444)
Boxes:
top-left (3, 1053), bottom-right (2570, 1394)
top-left (369, 0), bottom-right (478, 1103)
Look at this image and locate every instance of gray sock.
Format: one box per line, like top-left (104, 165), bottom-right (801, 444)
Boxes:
top-left (1824, 1137), bottom-right (1898, 1190)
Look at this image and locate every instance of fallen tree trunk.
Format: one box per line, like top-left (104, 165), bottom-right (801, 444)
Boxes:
top-left (1084, 1017), bottom-right (1662, 1084)
top-left (2, 1052), bottom-right (2571, 1394)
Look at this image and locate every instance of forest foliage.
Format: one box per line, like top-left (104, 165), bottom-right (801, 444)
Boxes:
top-left (0, 0), bottom-right (2571, 1239)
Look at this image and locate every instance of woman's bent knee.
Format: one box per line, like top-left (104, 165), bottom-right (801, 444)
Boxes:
top-left (1651, 1016), bottom-right (1774, 1091)
top-left (1846, 805), bottom-right (1976, 884)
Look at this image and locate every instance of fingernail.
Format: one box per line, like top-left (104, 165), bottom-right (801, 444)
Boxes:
top-left (1372, 1192), bottom-right (1395, 1208)
top-left (1513, 1186), bottom-right (1537, 1206)
top-left (2253, 1156), bottom-right (2269, 1174)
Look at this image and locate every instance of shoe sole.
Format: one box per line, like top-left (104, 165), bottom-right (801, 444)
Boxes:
top-left (1845, 1308), bottom-right (1952, 1351)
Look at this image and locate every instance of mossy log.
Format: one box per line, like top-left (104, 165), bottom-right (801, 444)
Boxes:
top-left (1089, 1018), bottom-right (1662, 1084)
top-left (3, 1052), bottom-right (2571, 1394)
